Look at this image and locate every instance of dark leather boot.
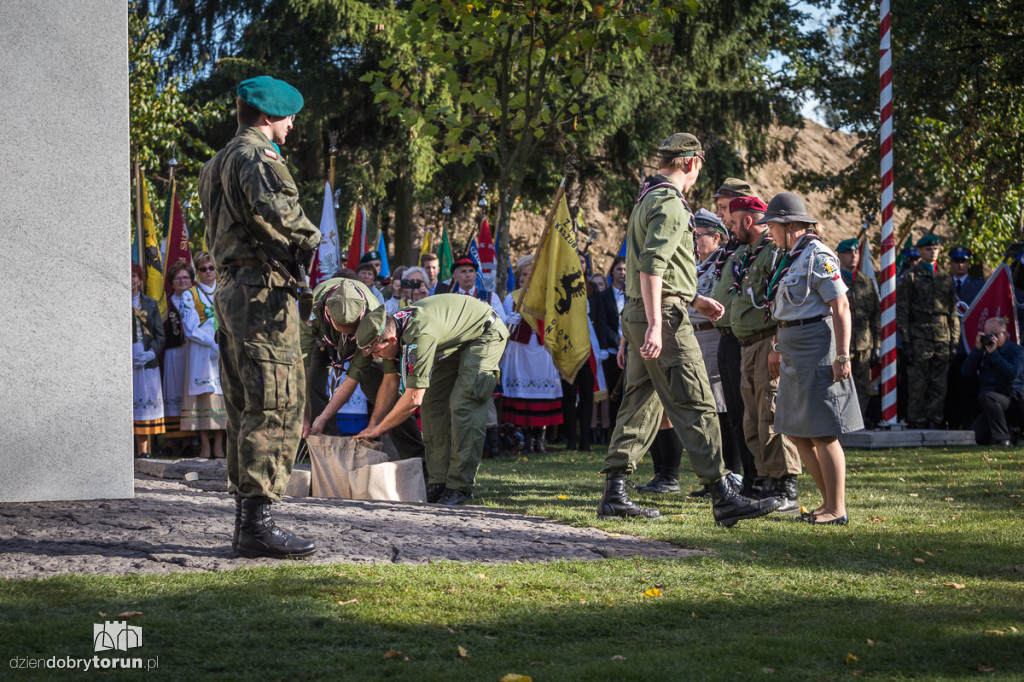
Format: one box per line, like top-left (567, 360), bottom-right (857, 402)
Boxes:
top-left (769, 474), bottom-right (800, 516)
top-left (637, 474), bottom-right (680, 494)
top-left (231, 495), bottom-right (241, 553)
top-left (597, 472), bottom-right (661, 519)
top-left (533, 427), bottom-right (547, 454)
top-left (236, 496), bottom-right (316, 559)
top-left (426, 483), bottom-right (446, 503)
top-left (485, 427), bottom-right (501, 459)
top-left (709, 477), bottom-right (782, 527)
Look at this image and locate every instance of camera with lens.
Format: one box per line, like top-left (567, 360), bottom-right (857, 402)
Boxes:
top-left (983, 331), bottom-right (998, 347)
top-left (401, 278), bottom-right (423, 290)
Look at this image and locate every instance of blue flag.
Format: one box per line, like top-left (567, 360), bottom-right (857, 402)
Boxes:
top-left (376, 232), bottom-right (390, 278)
top-left (506, 253), bottom-right (515, 292)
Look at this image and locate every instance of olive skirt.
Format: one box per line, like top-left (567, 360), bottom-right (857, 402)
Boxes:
top-left (776, 318), bottom-right (864, 438)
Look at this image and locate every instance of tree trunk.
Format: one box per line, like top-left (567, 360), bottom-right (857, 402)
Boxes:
top-left (392, 172), bottom-right (415, 267)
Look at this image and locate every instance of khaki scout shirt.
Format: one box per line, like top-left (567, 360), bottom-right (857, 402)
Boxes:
top-left (199, 126), bottom-right (320, 288)
top-left (730, 232), bottom-right (779, 339)
top-left (624, 175), bottom-right (698, 302)
top-left (301, 277), bottom-right (396, 382)
top-left (709, 244), bottom-right (748, 329)
top-left (397, 294), bottom-right (508, 390)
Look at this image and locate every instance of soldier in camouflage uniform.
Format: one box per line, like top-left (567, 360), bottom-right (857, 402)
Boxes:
top-left (896, 234), bottom-right (960, 428)
top-left (199, 75), bottom-right (321, 559)
top-left (299, 276), bottom-right (424, 459)
top-left (836, 238), bottom-right (880, 427)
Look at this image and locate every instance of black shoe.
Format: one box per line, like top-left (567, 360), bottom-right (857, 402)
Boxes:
top-left (688, 486), bottom-right (712, 499)
top-left (438, 489), bottom-right (474, 506)
top-left (768, 475), bottom-right (800, 516)
top-left (637, 474), bottom-right (680, 494)
top-left (236, 497), bottom-right (316, 559)
top-left (484, 427), bottom-right (502, 459)
top-left (426, 483), bottom-right (446, 503)
top-left (709, 477), bottom-right (781, 527)
top-left (231, 495), bottom-right (242, 553)
top-left (597, 472), bottom-right (661, 519)
top-left (810, 514), bottom-right (849, 526)
top-left (522, 434), bottom-right (534, 455)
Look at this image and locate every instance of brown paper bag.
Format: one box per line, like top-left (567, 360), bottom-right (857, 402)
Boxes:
top-left (348, 459), bottom-right (427, 503)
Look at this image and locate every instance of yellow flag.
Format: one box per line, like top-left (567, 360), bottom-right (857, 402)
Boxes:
top-left (140, 177), bottom-right (167, 318)
top-left (520, 193), bottom-right (590, 383)
top-left (419, 230), bottom-right (432, 264)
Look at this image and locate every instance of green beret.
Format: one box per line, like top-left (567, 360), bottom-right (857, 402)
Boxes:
top-left (237, 75), bottom-right (304, 117)
top-left (657, 133), bottom-right (703, 158)
top-left (326, 281), bottom-right (374, 327)
top-left (355, 307), bottom-right (389, 350)
top-left (916, 234), bottom-right (941, 247)
top-left (836, 238), bottom-right (859, 254)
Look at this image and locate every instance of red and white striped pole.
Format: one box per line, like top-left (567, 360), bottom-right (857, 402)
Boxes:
top-left (879, 0), bottom-right (898, 425)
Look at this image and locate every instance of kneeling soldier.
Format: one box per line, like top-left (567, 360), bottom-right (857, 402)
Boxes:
top-left (353, 295), bottom-right (509, 505)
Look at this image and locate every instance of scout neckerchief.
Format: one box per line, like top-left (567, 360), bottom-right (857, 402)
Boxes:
top-left (729, 232), bottom-right (774, 295)
top-left (392, 310), bottom-right (414, 394)
top-left (697, 246), bottom-right (724, 278)
top-left (766, 232), bottom-right (820, 319)
top-left (712, 237), bottom-right (739, 281)
top-left (636, 175), bottom-right (698, 263)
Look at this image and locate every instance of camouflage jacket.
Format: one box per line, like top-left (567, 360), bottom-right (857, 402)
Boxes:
top-left (198, 126), bottom-right (320, 288)
top-left (896, 262), bottom-right (960, 347)
top-left (842, 269), bottom-right (880, 352)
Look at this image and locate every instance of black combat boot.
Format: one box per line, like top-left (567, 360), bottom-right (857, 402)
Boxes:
top-left (709, 476), bottom-right (782, 527)
top-left (235, 497), bottom-right (316, 559)
top-left (769, 474), bottom-right (800, 516)
top-left (484, 427), bottom-right (501, 459)
top-left (597, 472), bottom-right (662, 519)
top-left (426, 483), bottom-right (446, 503)
top-left (231, 495), bottom-right (242, 553)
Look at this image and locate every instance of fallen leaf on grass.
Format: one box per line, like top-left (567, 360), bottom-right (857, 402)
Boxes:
top-left (606, 533), bottom-right (621, 538)
top-left (97, 612), bottom-right (107, 617)
top-left (909, 493), bottom-right (919, 497)
top-left (846, 653), bottom-right (859, 664)
top-left (642, 588), bottom-right (662, 597)
top-left (866, 639), bottom-right (875, 646)
top-left (610, 655), bottom-right (626, 661)
top-left (457, 645), bottom-right (470, 659)
top-left (1008, 626), bottom-right (1020, 633)
top-left (338, 599), bottom-right (359, 606)
top-left (983, 630), bottom-right (1005, 636)
top-left (978, 664), bottom-right (995, 673)
top-left (384, 651), bottom-right (403, 659)
top-left (914, 589), bottom-right (925, 594)
top-left (721, 592), bottom-right (734, 596)
top-left (942, 497), bottom-right (954, 502)
top-left (116, 611), bottom-right (143, 619)
top-left (942, 582), bottom-right (966, 589)
top-left (557, 495), bottom-right (567, 499)
top-left (478, 574), bottom-right (489, 580)
top-left (914, 557), bottom-right (926, 564)
top-left (762, 668), bottom-right (775, 674)
top-left (500, 675), bottom-right (532, 682)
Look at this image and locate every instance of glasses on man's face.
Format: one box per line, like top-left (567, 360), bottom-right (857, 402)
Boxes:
top-left (694, 150), bottom-right (706, 163)
top-left (198, 265), bottom-right (216, 273)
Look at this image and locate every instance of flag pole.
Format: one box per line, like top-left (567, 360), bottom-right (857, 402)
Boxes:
top-left (514, 174), bottom-right (567, 314)
top-left (134, 156), bottom-right (143, 264)
top-left (878, 0), bottom-right (898, 427)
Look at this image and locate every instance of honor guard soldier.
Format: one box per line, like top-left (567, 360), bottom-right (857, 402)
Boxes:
top-left (836, 238), bottom-right (880, 427)
top-left (300, 277), bottom-right (425, 459)
top-left (896, 234), bottom-right (960, 428)
top-left (596, 133), bottom-right (780, 526)
top-left (353, 295), bottom-right (509, 505)
top-left (199, 75), bottom-right (321, 559)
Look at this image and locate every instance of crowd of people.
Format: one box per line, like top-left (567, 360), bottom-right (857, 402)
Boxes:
top-left (134, 75), bottom-right (1022, 559)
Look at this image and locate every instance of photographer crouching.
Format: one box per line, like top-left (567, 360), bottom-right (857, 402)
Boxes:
top-left (962, 317), bottom-right (1024, 447)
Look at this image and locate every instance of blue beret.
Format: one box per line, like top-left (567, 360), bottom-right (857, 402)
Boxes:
top-left (836, 238), bottom-right (859, 254)
top-left (902, 247), bottom-right (919, 258)
top-left (915, 234), bottom-right (941, 247)
top-left (237, 75), bottom-right (304, 117)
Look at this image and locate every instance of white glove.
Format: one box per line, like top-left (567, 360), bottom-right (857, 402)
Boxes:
top-left (506, 312), bottom-right (522, 326)
top-left (133, 349), bottom-right (156, 367)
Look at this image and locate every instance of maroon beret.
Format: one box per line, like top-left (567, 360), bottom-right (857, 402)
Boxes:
top-left (729, 196), bottom-right (767, 214)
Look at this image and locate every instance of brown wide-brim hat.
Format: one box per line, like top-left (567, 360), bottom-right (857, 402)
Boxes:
top-left (755, 191), bottom-right (819, 225)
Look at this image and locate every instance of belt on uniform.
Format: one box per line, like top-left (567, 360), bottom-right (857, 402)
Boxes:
top-left (718, 326), bottom-right (733, 336)
top-left (778, 314), bottom-right (828, 328)
top-left (693, 321), bottom-right (715, 331)
top-left (736, 326), bottom-right (777, 348)
top-left (624, 295), bottom-right (691, 307)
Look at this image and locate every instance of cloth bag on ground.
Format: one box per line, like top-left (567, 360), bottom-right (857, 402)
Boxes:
top-left (307, 434), bottom-right (425, 502)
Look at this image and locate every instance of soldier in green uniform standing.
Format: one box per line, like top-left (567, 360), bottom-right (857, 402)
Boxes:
top-left (353, 295), bottom-right (509, 505)
top-left (836, 238), bottom-right (880, 427)
top-left (726, 195), bottom-right (802, 514)
top-left (896, 234), bottom-right (960, 428)
top-left (597, 133), bottom-right (780, 526)
top-left (199, 75), bottom-right (321, 559)
top-left (299, 276), bottom-right (425, 459)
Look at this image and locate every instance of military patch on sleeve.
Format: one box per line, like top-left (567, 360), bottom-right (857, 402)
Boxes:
top-left (814, 253), bottom-right (841, 281)
top-left (263, 148), bottom-right (278, 159)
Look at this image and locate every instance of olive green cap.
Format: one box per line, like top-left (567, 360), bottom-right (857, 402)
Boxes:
top-left (237, 75), bottom-right (304, 117)
top-left (325, 281), bottom-right (370, 326)
top-left (836, 238), bottom-right (859, 254)
top-left (916, 234), bottom-right (941, 247)
top-left (355, 307), bottom-right (389, 350)
top-left (656, 133), bottom-right (703, 158)
top-left (713, 178), bottom-right (754, 199)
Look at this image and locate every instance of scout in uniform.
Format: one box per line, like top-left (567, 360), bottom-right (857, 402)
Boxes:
top-left (597, 133), bottom-right (780, 526)
top-left (896, 234), bottom-right (960, 428)
top-left (199, 75), bottom-right (321, 559)
top-left (300, 277), bottom-right (425, 459)
top-left (353, 295), bottom-right (509, 505)
top-left (836, 238), bottom-right (880, 427)
top-left (727, 195), bottom-right (802, 514)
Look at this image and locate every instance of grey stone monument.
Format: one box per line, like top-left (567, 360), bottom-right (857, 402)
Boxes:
top-left (0, 1), bottom-right (133, 501)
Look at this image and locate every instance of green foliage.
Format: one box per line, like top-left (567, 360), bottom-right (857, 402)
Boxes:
top-left (801, 0), bottom-right (1024, 265)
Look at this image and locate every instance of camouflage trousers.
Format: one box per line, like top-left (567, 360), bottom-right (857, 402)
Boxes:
top-left (907, 341), bottom-right (950, 425)
top-left (215, 277), bottom-right (305, 501)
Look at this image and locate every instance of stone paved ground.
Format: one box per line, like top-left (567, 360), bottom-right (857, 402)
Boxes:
top-left (0, 473), bottom-right (704, 580)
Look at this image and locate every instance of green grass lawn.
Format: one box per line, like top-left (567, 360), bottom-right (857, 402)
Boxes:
top-left (2, 445), bottom-right (1022, 681)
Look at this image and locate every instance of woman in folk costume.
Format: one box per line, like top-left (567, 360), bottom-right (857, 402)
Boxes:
top-left (180, 251), bottom-right (227, 459)
top-left (501, 255), bottom-right (563, 454)
top-left (131, 263), bottom-right (165, 458)
top-left (162, 261), bottom-right (197, 453)
top-left (763, 192), bottom-right (862, 525)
